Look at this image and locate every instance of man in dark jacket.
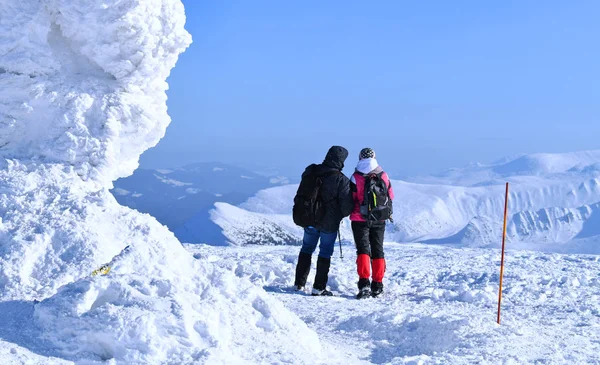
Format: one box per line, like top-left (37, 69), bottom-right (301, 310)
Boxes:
top-left (294, 146), bottom-right (354, 296)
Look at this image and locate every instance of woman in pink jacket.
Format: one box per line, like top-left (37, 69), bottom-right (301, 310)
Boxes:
top-left (350, 148), bottom-right (394, 299)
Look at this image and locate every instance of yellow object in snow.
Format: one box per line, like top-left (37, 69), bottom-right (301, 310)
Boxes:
top-left (91, 264), bottom-right (111, 276)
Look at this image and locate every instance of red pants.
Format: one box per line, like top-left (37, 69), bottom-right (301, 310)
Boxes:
top-left (352, 222), bottom-right (386, 283)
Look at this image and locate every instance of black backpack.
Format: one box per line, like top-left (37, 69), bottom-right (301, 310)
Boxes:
top-left (359, 172), bottom-right (393, 225)
top-left (293, 165), bottom-right (339, 228)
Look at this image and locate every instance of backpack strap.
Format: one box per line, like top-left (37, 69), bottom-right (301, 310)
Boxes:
top-left (376, 172), bottom-right (389, 197)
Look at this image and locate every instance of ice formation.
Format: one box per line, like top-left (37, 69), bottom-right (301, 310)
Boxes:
top-left (0, 1), bottom-right (321, 363)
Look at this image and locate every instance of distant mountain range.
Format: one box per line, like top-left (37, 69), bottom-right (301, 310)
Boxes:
top-left (208, 150), bottom-right (600, 254)
top-left (111, 162), bottom-right (290, 243)
top-left (408, 150), bottom-right (600, 186)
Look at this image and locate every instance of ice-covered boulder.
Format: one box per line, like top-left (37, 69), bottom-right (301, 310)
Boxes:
top-left (0, 0), bottom-right (191, 300)
top-left (0, 0), bottom-right (190, 185)
top-left (0, 1), bottom-right (322, 363)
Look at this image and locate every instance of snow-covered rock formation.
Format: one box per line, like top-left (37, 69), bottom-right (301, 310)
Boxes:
top-left (0, 1), bottom-right (321, 363)
top-left (0, 0), bottom-right (192, 299)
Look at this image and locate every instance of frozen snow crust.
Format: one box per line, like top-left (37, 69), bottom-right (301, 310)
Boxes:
top-left (189, 243), bottom-right (600, 364)
top-left (0, 1), bottom-right (322, 363)
top-left (34, 243), bottom-right (321, 363)
top-left (0, 0), bottom-right (189, 184)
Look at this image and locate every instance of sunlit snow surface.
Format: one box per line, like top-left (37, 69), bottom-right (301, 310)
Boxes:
top-left (188, 243), bottom-right (600, 365)
top-left (1, 0), bottom-right (599, 363)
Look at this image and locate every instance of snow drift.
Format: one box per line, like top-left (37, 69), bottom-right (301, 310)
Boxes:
top-left (0, 1), bottom-right (322, 363)
top-left (210, 151), bottom-right (600, 254)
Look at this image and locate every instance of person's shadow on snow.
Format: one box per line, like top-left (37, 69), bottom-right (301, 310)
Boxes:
top-left (0, 300), bottom-right (71, 361)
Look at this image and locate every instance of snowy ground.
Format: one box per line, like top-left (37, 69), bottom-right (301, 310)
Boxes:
top-left (187, 243), bottom-right (600, 365)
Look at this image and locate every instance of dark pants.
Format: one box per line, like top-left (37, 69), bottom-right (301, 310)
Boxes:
top-left (294, 227), bottom-right (337, 290)
top-left (352, 221), bottom-right (386, 286)
top-left (351, 221), bottom-right (385, 259)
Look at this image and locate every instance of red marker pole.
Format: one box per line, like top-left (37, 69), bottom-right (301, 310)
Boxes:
top-left (497, 182), bottom-right (509, 324)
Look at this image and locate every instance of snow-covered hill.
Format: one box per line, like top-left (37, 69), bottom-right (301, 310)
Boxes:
top-left (210, 151), bottom-right (600, 253)
top-left (410, 150), bottom-right (600, 186)
top-left (111, 162), bottom-right (286, 243)
top-left (210, 202), bottom-right (303, 246)
top-left (0, 1), bottom-right (325, 363)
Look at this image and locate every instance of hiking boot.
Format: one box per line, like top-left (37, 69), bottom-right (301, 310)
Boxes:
top-left (356, 286), bottom-right (371, 299)
top-left (371, 281), bottom-right (384, 298)
top-left (311, 288), bottom-right (334, 296)
top-left (356, 278), bottom-right (371, 299)
top-left (294, 285), bottom-right (305, 292)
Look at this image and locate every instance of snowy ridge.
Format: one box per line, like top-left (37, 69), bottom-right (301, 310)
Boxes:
top-left (210, 202), bottom-right (303, 245)
top-left (0, 1), bottom-right (326, 363)
top-left (210, 151), bottom-right (600, 253)
top-left (240, 184), bottom-right (298, 214)
top-left (412, 150), bottom-right (600, 186)
top-left (392, 174), bottom-right (600, 243)
top-left (492, 150), bottom-right (600, 176)
top-left (508, 202), bottom-right (600, 251)
top-left (428, 202), bottom-right (600, 253)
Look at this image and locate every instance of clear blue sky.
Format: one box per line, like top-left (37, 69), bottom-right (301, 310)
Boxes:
top-left (140, 0), bottom-right (600, 178)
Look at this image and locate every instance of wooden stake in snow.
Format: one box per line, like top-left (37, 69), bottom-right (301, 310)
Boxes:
top-left (497, 182), bottom-right (509, 324)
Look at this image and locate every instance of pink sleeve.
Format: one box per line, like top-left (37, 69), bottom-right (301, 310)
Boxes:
top-left (351, 173), bottom-right (360, 202)
top-left (383, 172), bottom-right (394, 200)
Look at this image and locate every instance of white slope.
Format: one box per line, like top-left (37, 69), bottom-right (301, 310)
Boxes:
top-left (210, 202), bottom-right (303, 245)
top-left (0, 1), bottom-right (325, 363)
top-left (392, 174), bottom-right (600, 252)
top-left (411, 150), bottom-right (600, 186)
top-left (239, 184), bottom-right (298, 214)
top-left (187, 243), bottom-right (600, 364)
top-left (210, 151), bottom-right (600, 253)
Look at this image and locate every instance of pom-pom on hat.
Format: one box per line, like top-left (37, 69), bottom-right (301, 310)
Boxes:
top-left (359, 148), bottom-right (375, 160)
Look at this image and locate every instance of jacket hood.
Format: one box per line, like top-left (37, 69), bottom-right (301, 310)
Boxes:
top-left (322, 146), bottom-right (349, 171)
top-left (356, 158), bottom-right (381, 174)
